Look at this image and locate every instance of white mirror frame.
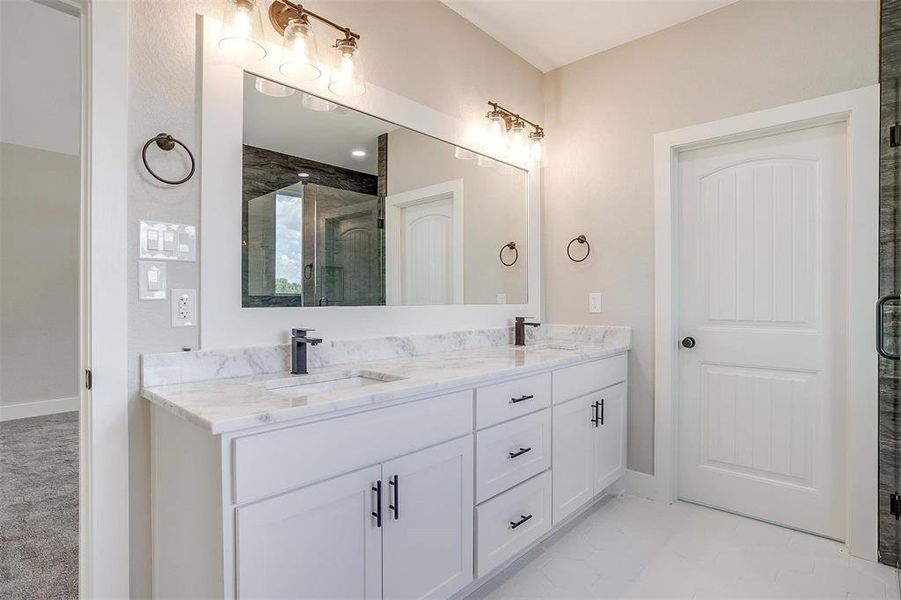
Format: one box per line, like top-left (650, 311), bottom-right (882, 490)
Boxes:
top-left (199, 16), bottom-right (541, 348)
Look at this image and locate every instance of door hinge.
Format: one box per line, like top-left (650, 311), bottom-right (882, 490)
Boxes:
top-left (891, 124), bottom-right (901, 148)
top-left (84, 369), bottom-right (93, 391)
top-left (890, 492), bottom-right (901, 520)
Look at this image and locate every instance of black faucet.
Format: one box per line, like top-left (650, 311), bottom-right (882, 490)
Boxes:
top-left (291, 328), bottom-right (323, 375)
top-left (514, 317), bottom-right (540, 346)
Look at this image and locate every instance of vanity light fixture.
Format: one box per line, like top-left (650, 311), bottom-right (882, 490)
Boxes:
top-left (301, 92), bottom-right (337, 112)
top-left (219, 0), bottom-right (267, 61)
top-left (267, 0), bottom-right (366, 96)
top-left (254, 77), bottom-right (295, 97)
top-left (479, 101), bottom-right (545, 165)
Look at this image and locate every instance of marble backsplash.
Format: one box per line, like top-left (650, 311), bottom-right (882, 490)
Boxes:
top-left (141, 324), bottom-right (631, 388)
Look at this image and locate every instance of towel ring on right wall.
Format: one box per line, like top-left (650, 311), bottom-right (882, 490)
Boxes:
top-left (499, 241), bottom-right (518, 266)
top-left (567, 234), bottom-right (590, 262)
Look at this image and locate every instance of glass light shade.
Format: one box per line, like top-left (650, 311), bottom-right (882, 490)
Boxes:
top-left (483, 111), bottom-right (509, 155)
top-left (529, 132), bottom-right (544, 163)
top-left (279, 17), bottom-right (322, 81)
top-left (219, 0), bottom-right (267, 62)
top-left (508, 121), bottom-right (528, 164)
top-left (328, 39), bottom-right (366, 97)
top-left (301, 92), bottom-right (337, 112)
top-left (255, 77), bottom-right (295, 97)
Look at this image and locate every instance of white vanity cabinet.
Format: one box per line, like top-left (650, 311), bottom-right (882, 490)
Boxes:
top-left (149, 351), bottom-right (628, 600)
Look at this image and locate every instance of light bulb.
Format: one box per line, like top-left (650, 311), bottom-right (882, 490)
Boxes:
top-left (280, 15), bottom-right (322, 81)
top-left (328, 37), bottom-right (366, 97)
top-left (219, 0), bottom-right (267, 62)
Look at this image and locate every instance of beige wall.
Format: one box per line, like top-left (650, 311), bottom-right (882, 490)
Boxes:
top-left (0, 143), bottom-right (80, 409)
top-left (542, 0), bottom-right (879, 475)
top-left (127, 1), bottom-right (542, 594)
top-left (387, 128), bottom-right (529, 305)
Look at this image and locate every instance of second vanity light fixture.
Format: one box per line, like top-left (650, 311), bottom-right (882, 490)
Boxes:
top-left (218, 0), bottom-right (366, 97)
top-left (483, 101), bottom-right (544, 164)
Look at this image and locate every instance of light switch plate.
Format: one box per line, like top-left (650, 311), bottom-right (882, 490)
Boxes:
top-left (589, 292), bottom-right (603, 313)
top-left (171, 289), bottom-right (197, 327)
top-left (138, 261), bottom-right (167, 300)
top-left (140, 221), bottom-right (196, 262)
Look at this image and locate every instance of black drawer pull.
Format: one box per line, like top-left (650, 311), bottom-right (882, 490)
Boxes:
top-left (388, 475), bottom-right (399, 520)
top-left (599, 398), bottom-right (605, 425)
top-left (508, 447), bottom-right (532, 459)
top-left (371, 481), bottom-right (382, 528)
top-left (510, 514), bottom-right (533, 529)
top-left (510, 394), bottom-right (534, 404)
top-left (591, 401), bottom-right (599, 427)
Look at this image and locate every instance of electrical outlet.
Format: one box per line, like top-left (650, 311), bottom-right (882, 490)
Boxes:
top-left (589, 292), bottom-right (603, 313)
top-left (171, 289), bottom-right (196, 327)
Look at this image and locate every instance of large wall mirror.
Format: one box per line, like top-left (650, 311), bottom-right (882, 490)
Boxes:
top-left (242, 73), bottom-right (528, 308)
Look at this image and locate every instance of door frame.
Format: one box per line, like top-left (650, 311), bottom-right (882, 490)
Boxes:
top-left (80, 0), bottom-right (131, 596)
top-left (384, 179), bottom-right (464, 305)
top-left (653, 85), bottom-right (879, 560)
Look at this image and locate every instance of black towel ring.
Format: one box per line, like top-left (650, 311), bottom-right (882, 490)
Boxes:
top-left (499, 241), bottom-right (518, 266)
top-left (142, 133), bottom-right (195, 185)
top-left (566, 234), bottom-right (590, 262)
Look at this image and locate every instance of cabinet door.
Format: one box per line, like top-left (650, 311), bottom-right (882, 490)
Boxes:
top-left (593, 382), bottom-right (627, 494)
top-left (382, 436), bottom-right (474, 600)
top-left (236, 465), bottom-right (382, 600)
top-left (552, 394), bottom-right (595, 524)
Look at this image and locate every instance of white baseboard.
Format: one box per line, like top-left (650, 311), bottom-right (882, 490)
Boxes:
top-left (0, 396), bottom-right (80, 421)
top-left (624, 468), bottom-right (658, 500)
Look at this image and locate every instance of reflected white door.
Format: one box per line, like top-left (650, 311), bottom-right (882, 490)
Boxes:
top-left (385, 180), bottom-right (464, 306)
top-left (677, 122), bottom-right (848, 539)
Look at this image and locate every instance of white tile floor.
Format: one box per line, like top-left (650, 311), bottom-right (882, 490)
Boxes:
top-left (470, 495), bottom-right (900, 600)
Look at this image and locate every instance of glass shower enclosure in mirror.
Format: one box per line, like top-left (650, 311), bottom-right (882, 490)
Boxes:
top-left (242, 73), bottom-right (528, 307)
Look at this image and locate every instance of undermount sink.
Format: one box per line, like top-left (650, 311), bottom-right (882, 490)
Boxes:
top-left (260, 371), bottom-right (404, 398)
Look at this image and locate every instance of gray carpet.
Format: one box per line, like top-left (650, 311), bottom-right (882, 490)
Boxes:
top-left (0, 412), bottom-right (79, 599)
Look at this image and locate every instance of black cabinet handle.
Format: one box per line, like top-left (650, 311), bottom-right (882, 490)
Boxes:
top-left (599, 398), bottom-right (605, 425)
top-left (388, 475), bottom-right (399, 520)
top-left (591, 401), bottom-right (599, 427)
top-left (508, 447), bottom-right (532, 459)
top-left (510, 394), bottom-right (534, 404)
top-left (510, 514), bottom-right (533, 529)
top-left (372, 481), bottom-right (382, 527)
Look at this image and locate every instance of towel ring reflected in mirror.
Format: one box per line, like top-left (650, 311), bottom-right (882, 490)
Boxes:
top-left (567, 234), bottom-right (590, 262)
top-left (141, 133), bottom-right (196, 185)
top-left (499, 241), bottom-right (518, 266)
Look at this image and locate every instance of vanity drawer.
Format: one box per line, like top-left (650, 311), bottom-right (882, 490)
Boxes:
top-left (476, 470), bottom-right (552, 577)
top-left (476, 372), bottom-right (551, 429)
top-left (232, 389), bottom-right (473, 504)
top-left (553, 354), bottom-right (627, 404)
top-left (475, 409), bottom-right (550, 503)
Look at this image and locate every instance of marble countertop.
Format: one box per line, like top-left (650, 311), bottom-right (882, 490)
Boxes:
top-left (142, 338), bottom-right (629, 435)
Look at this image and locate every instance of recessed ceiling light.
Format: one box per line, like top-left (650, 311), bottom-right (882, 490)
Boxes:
top-left (297, 172), bottom-right (310, 178)
top-left (351, 150), bottom-right (366, 157)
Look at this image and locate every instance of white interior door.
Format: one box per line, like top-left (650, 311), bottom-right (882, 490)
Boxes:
top-left (382, 437), bottom-right (473, 600)
top-left (677, 122), bottom-right (848, 540)
top-left (385, 180), bottom-right (463, 305)
top-left (236, 465), bottom-right (382, 599)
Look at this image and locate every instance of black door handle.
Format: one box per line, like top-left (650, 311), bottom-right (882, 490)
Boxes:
top-left (388, 475), bottom-right (399, 520)
top-left (510, 514), bottom-right (533, 529)
top-left (599, 398), bottom-right (605, 425)
top-left (371, 481), bottom-right (382, 527)
top-left (591, 400), bottom-right (599, 426)
top-left (878, 295), bottom-right (901, 360)
top-left (681, 336), bottom-right (696, 349)
top-left (508, 447), bottom-right (532, 459)
top-left (510, 394), bottom-right (534, 404)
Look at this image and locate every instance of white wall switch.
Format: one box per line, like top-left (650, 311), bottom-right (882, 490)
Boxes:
top-left (496, 293), bottom-right (507, 304)
top-left (140, 221), bottom-right (196, 262)
top-left (138, 261), bottom-right (167, 300)
top-left (589, 292), bottom-right (603, 313)
top-left (171, 289), bottom-right (197, 327)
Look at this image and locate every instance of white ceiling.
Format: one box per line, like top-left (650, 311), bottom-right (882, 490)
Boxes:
top-left (441, 0), bottom-right (737, 72)
top-left (242, 74), bottom-right (397, 175)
